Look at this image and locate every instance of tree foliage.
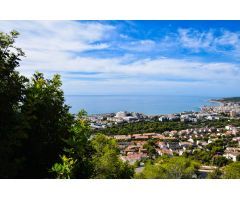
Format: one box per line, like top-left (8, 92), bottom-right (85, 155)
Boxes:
top-left (0, 30), bottom-right (132, 178)
top-left (51, 111), bottom-right (94, 178)
top-left (95, 118), bottom-right (240, 136)
top-left (184, 138), bottom-right (232, 167)
top-left (0, 31), bottom-right (74, 178)
top-left (135, 156), bottom-right (200, 179)
top-left (223, 162), bottom-right (240, 179)
top-left (207, 168), bottom-right (222, 179)
top-left (96, 121), bottom-right (189, 135)
top-left (51, 115), bottom-right (134, 179)
top-left (143, 139), bottom-right (157, 159)
top-left (90, 134), bottom-right (134, 179)
top-left (212, 156), bottom-right (230, 167)
top-left (50, 155), bottom-right (77, 179)
top-left (20, 72), bottom-right (74, 178)
top-left (0, 30), bottom-right (28, 177)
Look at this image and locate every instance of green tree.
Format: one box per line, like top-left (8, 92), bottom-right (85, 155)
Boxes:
top-left (0, 30), bottom-right (28, 178)
top-left (236, 155), bottom-right (240, 162)
top-left (135, 156), bottom-right (200, 179)
top-left (90, 134), bottom-right (134, 179)
top-left (143, 139), bottom-right (157, 159)
top-left (20, 72), bottom-right (74, 178)
top-left (52, 129), bottom-right (134, 178)
top-left (212, 156), bottom-right (230, 167)
top-left (50, 155), bottom-right (76, 179)
top-left (223, 162), bottom-right (240, 179)
top-left (54, 111), bottom-right (94, 178)
top-left (207, 168), bottom-right (222, 179)
top-left (191, 149), bottom-right (212, 165)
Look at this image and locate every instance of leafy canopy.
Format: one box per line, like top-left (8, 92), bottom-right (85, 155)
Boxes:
top-left (0, 30), bottom-right (28, 177)
top-left (223, 162), bottom-right (240, 179)
top-left (136, 156), bottom-right (200, 179)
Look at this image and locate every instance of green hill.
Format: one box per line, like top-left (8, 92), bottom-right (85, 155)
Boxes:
top-left (213, 97), bottom-right (240, 103)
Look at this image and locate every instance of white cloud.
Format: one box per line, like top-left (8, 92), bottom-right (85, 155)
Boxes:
top-left (178, 28), bottom-right (214, 51)
top-left (177, 28), bottom-right (240, 56)
top-left (15, 50), bottom-right (240, 83)
top-left (0, 20), bottom-right (114, 59)
top-left (61, 56), bottom-right (240, 95)
top-left (1, 21), bottom-right (240, 96)
top-left (215, 30), bottom-right (240, 46)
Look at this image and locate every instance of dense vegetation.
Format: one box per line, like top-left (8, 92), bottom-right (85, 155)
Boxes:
top-left (95, 118), bottom-right (240, 135)
top-left (96, 121), bottom-right (188, 135)
top-left (0, 31), bottom-right (133, 179)
top-left (182, 138), bottom-right (233, 166)
top-left (135, 156), bottom-right (200, 179)
top-left (213, 97), bottom-right (240, 103)
top-left (50, 118), bottom-right (134, 179)
top-left (0, 31), bottom-right (29, 177)
top-left (206, 162), bottom-right (240, 179)
top-left (135, 155), bottom-right (240, 179)
top-left (222, 162), bottom-right (240, 178)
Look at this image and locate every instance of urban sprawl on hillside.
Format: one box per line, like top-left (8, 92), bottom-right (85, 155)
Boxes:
top-left (85, 99), bottom-right (240, 177)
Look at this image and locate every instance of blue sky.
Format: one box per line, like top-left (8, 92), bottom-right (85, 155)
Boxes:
top-left (0, 20), bottom-right (240, 97)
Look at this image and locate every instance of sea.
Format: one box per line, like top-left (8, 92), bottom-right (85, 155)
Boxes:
top-left (65, 95), bottom-right (219, 115)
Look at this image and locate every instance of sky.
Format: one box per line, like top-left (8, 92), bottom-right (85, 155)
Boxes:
top-left (0, 20), bottom-right (240, 97)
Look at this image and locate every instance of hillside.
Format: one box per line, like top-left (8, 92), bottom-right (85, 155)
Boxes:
top-left (212, 97), bottom-right (240, 103)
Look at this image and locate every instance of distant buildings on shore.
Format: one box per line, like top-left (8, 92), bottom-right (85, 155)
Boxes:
top-left (86, 101), bottom-right (240, 130)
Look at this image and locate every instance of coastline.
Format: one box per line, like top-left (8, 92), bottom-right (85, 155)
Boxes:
top-left (209, 97), bottom-right (240, 105)
top-left (208, 99), bottom-right (224, 106)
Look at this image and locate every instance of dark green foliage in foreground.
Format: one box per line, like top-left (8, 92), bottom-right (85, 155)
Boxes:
top-left (0, 31), bottom-right (133, 179)
top-left (20, 72), bottom-right (74, 178)
top-left (135, 156), bottom-right (200, 179)
top-left (0, 31), bottom-right (74, 178)
top-left (0, 31), bottom-right (28, 177)
top-left (51, 111), bottom-right (94, 178)
top-left (51, 118), bottom-right (134, 179)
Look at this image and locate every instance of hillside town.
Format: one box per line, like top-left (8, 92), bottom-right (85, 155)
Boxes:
top-left (85, 100), bottom-right (240, 171)
top-left (111, 125), bottom-right (240, 165)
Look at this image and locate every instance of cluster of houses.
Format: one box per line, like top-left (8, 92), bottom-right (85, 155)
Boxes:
top-left (159, 112), bottom-right (222, 123)
top-left (223, 147), bottom-right (240, 161)
top-left (87, 111), bottom-right (148, 129)
top-left (111, 125), bottom-right (240, 165)
top-left (201, 102), bottom-right (240, 118)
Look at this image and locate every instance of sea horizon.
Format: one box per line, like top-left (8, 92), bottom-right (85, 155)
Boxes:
top-left (65, 94), bottom-right (220, 115)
